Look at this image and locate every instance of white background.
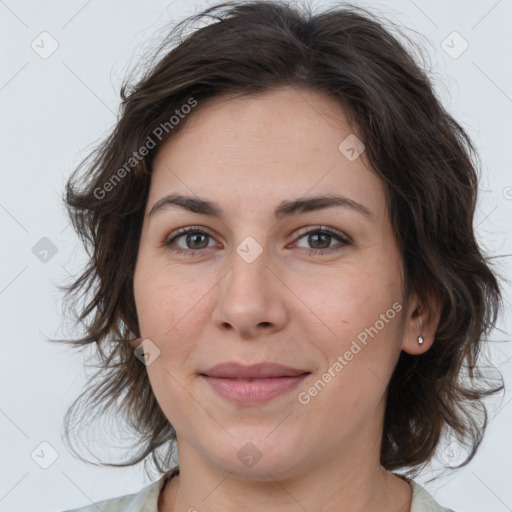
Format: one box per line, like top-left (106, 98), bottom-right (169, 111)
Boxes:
top-left (1, 1), bottom-right (511, 511)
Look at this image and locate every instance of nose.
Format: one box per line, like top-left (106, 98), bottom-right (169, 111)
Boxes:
top-left (211, 241), bottom-right (287, 340)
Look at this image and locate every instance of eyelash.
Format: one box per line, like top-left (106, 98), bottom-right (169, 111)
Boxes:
top-left (162, 225), bottom-right (351, 256)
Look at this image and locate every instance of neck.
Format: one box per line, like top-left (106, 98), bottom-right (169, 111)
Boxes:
top-left (159, 446), bottom-right (412, 512)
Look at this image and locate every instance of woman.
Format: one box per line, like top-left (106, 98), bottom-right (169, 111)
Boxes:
top-left (57, 1), bottom-right (504, 511)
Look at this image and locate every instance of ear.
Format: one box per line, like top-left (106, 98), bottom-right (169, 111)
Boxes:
top-left (129, 337), bottom-right (143, 349)
top-left (401, 289), bottom-right (442, 355)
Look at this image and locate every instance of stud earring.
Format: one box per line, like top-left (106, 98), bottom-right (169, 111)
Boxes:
top-left (416, 305), bottom-right (424, 344)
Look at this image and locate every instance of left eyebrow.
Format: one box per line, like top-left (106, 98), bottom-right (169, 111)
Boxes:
top-left (148, 193), bottom-right (374, 221)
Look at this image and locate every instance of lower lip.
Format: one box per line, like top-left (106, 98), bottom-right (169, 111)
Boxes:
top-left (202, 374), bottom-right (309, 404)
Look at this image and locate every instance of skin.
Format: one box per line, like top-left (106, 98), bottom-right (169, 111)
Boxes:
top-left (132, 85), bottom-right (441, 512)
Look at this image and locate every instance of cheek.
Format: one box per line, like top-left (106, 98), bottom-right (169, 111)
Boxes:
top-left (297, 305), bottom-right (404, 434)
top-left (295, 261), bottom-right (397, 332)
top-left (295, 260), bottom-right (404, 378)
top-left (135, 268), bottom-right (205, 418)
top-left (134, 255), bottom-right (207, 340)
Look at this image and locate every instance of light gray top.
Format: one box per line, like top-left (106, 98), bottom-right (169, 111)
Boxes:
top-left (61, 469), bottom-right (456, 512)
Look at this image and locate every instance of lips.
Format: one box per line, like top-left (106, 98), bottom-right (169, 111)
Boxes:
top-left (200, 362), bottom-right (311, 404)
top-left (201, 362), bottom-right (310, 379)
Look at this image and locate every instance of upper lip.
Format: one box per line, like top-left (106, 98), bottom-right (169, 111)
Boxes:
top-left (201, 362), bottom-right (310, 379)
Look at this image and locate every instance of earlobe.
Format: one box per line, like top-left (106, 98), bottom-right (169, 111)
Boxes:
top-left (129, 337), bottom-right (143, 349)
top-left (401, 291), bottom-right (442, 355)
top-left (401, 329), bottom-right (433, 355)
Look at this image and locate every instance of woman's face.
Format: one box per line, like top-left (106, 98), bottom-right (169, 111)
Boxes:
top-left (133, 86), bottom-right (421, 480)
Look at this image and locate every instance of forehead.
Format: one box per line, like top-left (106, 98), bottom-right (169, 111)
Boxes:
top-left (155, 86), bottom-right (353, 163)
top-left (149, 86), bottom-right (386, 219)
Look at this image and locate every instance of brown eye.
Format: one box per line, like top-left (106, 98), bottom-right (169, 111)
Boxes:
top-left (163, 225), bottom-right (350, 256)
top-left (182, 232), bottom-right (210, 250)
top-left (164, 227), bottom-right (217, 254)
top-left (292, 227), bottom-right (351, 255)
top-left (308, 232), bottom-right (332, 249)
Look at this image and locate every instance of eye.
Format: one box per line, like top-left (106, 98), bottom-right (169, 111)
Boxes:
top-left (162, 225), bottom-right (351, 256)
top-left (163, 226), bottom-right (217, 255)
top-left (291, 226), bottom-right (351, 255)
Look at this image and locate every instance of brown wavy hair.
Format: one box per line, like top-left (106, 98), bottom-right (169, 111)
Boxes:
top-left (52, 0), bottom-right (505, 480)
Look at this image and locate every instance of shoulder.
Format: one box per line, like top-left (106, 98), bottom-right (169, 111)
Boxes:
top-left (61, 492), bottom-right (137, 512)
top-left (59, 479), bottom-right (162, 512)
top-left (409, 479), bottom-right (457, 512)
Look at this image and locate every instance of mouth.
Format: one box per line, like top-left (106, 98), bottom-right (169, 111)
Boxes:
top-left (200, 362), bottom-right (311, 404)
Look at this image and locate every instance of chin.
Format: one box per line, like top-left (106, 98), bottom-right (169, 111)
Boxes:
top-left (203, 430), bottom-right (306, 481)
